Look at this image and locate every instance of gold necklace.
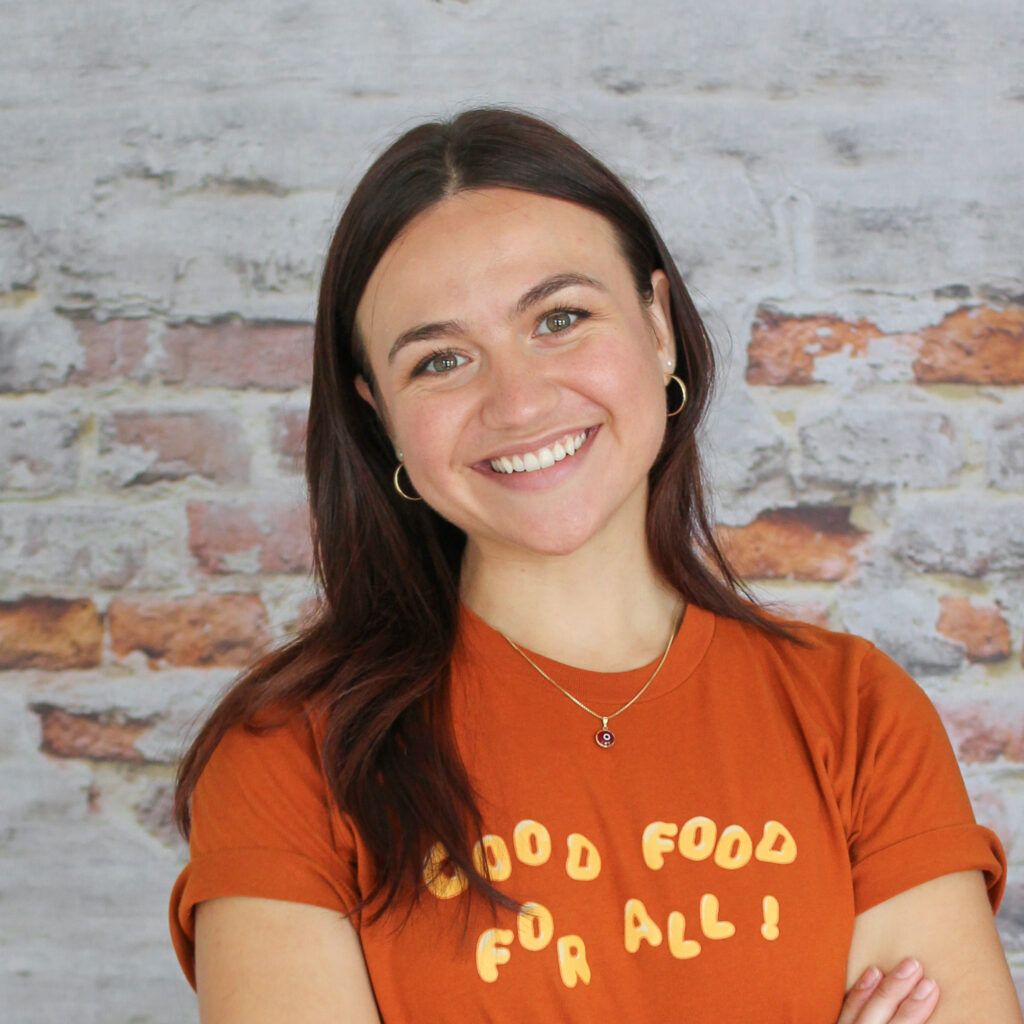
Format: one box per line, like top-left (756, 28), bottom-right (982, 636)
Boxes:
top-left (501, 604), bottom-right (683, 749)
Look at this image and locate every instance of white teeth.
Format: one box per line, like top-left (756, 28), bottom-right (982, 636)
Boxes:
top-left (489, 429), bottom-right (591, 474)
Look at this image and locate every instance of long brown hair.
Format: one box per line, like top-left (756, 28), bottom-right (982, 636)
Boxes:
top-left (174, 107), bottom-right (792, 920)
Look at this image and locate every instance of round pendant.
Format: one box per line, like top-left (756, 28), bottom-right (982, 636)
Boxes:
top-left (595, 728), bottom-right (615, 748)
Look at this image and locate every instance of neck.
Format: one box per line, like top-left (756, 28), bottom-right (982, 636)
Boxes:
top-left (459, 523), bottom-right (682, 673)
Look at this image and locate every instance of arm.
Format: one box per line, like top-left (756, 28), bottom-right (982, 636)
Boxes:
top-left (195, 896), bottom-right (382, 1024)
top-left (845, 871), bottom-right (1022, 1023)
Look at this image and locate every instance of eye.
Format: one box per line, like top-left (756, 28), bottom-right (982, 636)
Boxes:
top-left (536, 309), bottom-right (588, 336)
top-left (412, 349), bottom-right (469, 377)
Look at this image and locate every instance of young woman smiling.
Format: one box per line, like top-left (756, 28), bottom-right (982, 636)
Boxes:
top-left (169, 109), bottom-right (1021, 1023)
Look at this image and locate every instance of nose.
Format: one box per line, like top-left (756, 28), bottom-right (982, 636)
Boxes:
top-left (478, 349), bottom-right (560, 431)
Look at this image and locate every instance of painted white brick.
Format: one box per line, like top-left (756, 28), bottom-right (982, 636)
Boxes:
top-left (0, 408), bottom-right (82, 495)
top-left (798, 396), bottom-right (961, 490)
top-left (891, 495), bottom-right (1024, 576)
top-left (989, 412), bottom-right (1024, 490)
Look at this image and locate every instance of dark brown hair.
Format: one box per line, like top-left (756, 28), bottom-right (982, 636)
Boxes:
top-left (174, 107), bottom-right (791, 920)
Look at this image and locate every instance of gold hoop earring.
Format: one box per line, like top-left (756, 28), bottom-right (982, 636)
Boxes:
top-left (666, 374), bottom-right (688, 417)
top-left (393, 462), bottom-right (422, 502)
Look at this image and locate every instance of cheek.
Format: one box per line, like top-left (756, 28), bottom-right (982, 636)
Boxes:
top-left (391, 401), bottom-right (464, 471)
top-left (580, 345), bottom-right (667, 419)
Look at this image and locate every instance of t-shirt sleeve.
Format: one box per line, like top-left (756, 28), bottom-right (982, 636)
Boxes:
top-left (846, 646), bottom-right (1005, 915)
top-left (168, 710), bottom-right (361, 988)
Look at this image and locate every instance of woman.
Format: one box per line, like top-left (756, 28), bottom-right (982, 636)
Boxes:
top-left (169, 108), bottom-right (1020, 1023)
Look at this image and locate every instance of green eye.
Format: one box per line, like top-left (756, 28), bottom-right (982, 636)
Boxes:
top-left (412, 350), bottom-right (469, 377)
top-left (429, 353), bottom-right (461, 373)
top-left (544, 312), bottom-right (572, 332)
top-left (537, 309), bottom-right (586, 336)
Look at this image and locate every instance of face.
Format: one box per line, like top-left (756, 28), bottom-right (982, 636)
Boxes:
top-left (354, 187), bottom-right (675, 561)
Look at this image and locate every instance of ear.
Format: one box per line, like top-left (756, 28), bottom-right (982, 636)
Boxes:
top-left (647, 269), bottom-right (675, 373)
top-left (354, 374), bottom-right (379, 414)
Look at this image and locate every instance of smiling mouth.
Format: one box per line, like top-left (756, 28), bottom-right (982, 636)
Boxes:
top-left (488, 428), bottom-right (594, 474)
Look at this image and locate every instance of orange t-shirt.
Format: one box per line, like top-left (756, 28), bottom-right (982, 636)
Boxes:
top-left (170, 604), bottom-right (1005, 1022)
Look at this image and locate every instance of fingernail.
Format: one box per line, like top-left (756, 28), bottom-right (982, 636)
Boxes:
top-left (911, 978), bottom-right (936, 1000)
top-left (894, 957), bottom-right (920, 978)
top-left (857, 966), bottom-right (882, 989)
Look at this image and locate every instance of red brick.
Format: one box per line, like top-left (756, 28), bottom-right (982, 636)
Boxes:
top-left (0, 598), bottom-right (102, 670)
top-left (109, 593), bottom-right (271, 667)
top-left (746, 312), bottom-right (884, 385)
top-left (717, 507), bottom-right (864, 581)
top-left (159, 320), bottom-right (313, 389)
top-left (746, 306), bottom-right (1024, 387)
top-left (914, 307), bottom-right (1024, 384)
top-left (66, 317), bottom-right (148, 385)
top-left (33, 705), bottom-right (148, 763)
top-left (187, 499), bottom-right (313, 574)
top-left (271, 407), bottom-right (307, 474)
top-left (102, 410), bottom-right (250, 485)
top-left (940, 703), bottom-right (1024, 764)
top-left (936, 597), bottom-right (1011, 663)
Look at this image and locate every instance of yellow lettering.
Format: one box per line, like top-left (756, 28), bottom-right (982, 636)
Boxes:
top-left (513, 819), bottom-right (552, 866)
top-left (755, 821), bottom-right (797, 865)
top-left (472, 834), bottom-right (512, 882)
top-left (624, 897), bottom-right (664, 953)
top-left (565, 833), bottom-right (602, 881)
top-left (641, 821), bottom-right (679, 870)
top-left (475, 927), bottom-right (514, 982)
top-left (699, 893), bottom-right (735, 939)
top-left (517, 901), bottom-right (554, 952)
top-left (422, 842), bottom-right (468, 900)
top-left (667, 911), bottom-right (702, 959)
top-left (556, 934), bottom-right (592, 988)
top-left (678, 816), bottom-right (717, 861)
top-left (761, 895), bottom-right (780, 941)
top-left (713, 824), bottom-right (752, 870)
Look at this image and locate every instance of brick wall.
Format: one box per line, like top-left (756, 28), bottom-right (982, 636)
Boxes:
top-left (1, 1), bottom-right (1022, 1019)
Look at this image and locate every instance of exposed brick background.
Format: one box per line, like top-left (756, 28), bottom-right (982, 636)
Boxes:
top-left (1, 1), bottom-right (1022, 1020)
top-left (108, 593), bottom-right (271, 667)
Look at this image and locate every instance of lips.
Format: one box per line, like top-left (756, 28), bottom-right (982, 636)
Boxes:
top-left (488, 428), bottom-right (593, 474)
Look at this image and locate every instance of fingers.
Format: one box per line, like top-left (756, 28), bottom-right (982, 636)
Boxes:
top-left (836, 965), bottom-right (884, 1024)
top-left (838, 959), bottom-right (940, 1024)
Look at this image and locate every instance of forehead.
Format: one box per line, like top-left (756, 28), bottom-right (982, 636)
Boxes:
top-left (355, 188), bottom-right (627, 352)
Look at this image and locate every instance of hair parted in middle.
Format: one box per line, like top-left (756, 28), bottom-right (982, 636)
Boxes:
top-left (174, 106), bottom-right (792, 921)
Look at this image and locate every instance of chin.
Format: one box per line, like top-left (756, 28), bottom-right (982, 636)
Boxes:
top-left (493, 510), bottom-right (610, 559)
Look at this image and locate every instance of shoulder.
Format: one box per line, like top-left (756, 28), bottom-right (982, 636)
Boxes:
top-left (202, 703), bottom-right (323, 777)
top-left (199, 703), bottom-right (323, 788)
top-left (191, 702), bottom-right (334, 850)
top-left (707, 609), bottom-right (941, 742)
top-left (711, 608), bottom-right (912, 695)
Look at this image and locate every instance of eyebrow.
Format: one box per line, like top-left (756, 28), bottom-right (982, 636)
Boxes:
top-left (386, 272), bottom-right (607, 364)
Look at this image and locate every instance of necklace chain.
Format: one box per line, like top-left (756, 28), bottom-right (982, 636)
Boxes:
top-left (501, 604), bottom-right (683, 739)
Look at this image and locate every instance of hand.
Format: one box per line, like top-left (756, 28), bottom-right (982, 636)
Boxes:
top-left (837, 959), bottom-right (940, 1024)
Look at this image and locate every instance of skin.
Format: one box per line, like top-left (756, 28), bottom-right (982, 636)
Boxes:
top-left (356, 187), bottom-right (682, 668)
top-left (194, 188), bottom-right (1023, 1023)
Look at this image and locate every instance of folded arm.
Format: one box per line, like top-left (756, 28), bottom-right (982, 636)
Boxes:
top-left (195, 896), bottom-right (382, 1024)
top-left (845, 871), bottom-right (1021, 1023)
